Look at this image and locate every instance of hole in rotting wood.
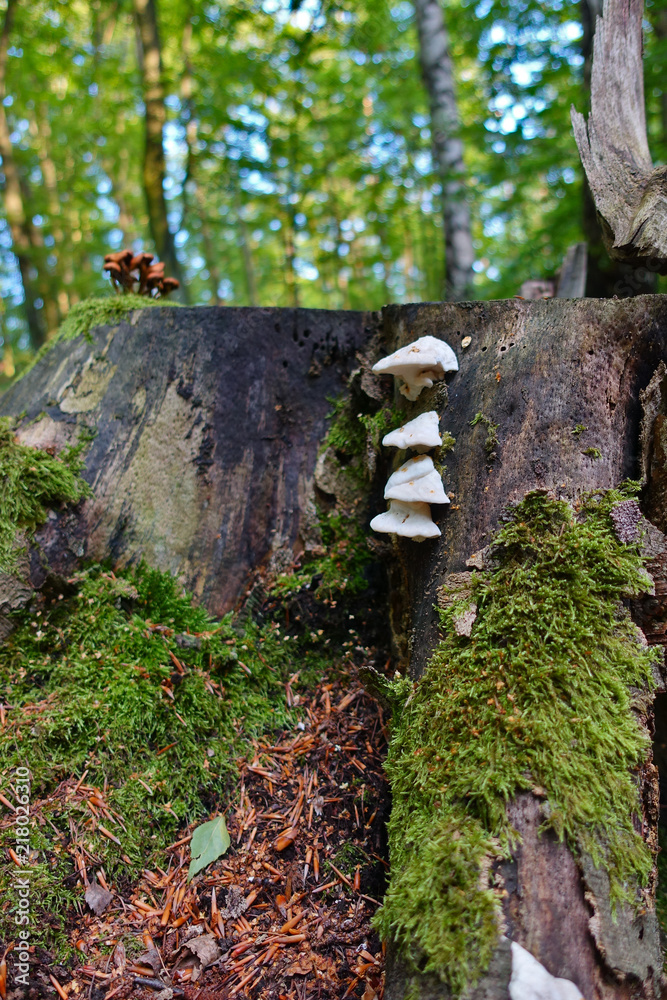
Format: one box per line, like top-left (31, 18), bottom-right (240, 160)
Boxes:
top-left (282, 360), bottom-right (289, 368)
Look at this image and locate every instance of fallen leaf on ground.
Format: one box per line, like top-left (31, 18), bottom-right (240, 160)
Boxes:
top-left (187, 815), bottom-right (230, 879)
top-left (85, 880), bottom-right (113, 916)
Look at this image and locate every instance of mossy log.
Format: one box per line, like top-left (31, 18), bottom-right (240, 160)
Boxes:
top-left (376, 295), bottom-right (667, 1000)
top-left (0, 305), bottom-right (376, 613)
top-left (4, 297), bottom-right (667, 998)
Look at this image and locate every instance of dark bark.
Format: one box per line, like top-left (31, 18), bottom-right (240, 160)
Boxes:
top-left (572, 0), bottom-right (667, 275)
top-left (0, 306), bottom-right (376, 616)
top-left (378, 296), bottom-right (667, 998)
top-left (132, 0), bottom-right (187, 298)
top-left (0, 0), bottom-right (48, 349)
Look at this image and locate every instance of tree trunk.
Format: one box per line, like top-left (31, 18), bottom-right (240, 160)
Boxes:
top-left (132, 0), bottom-right (187, 297)
top-left (0, 0), bottom-right (48, 349)
top-left (414, 0), bottom-right (474, 302)
top-left (572, 0), bottom-right (667, 274)
top-left (579, 0), bottom-right (656, 296)
top-left (376, 296), bottom-right (667, 998)
top-left (3, 298), bottom-right (667, 998)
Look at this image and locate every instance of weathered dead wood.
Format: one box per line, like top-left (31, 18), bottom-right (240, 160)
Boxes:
top-left (571, 0), bottom-right (667, 271)
top-left (0, 305), bottom-right (376, 614)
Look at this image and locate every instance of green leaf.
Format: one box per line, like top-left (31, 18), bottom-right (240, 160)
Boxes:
top-left (187, 816), bottom-right (231, 881)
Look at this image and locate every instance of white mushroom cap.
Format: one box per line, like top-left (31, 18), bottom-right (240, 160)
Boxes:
top-left (384, 455), bottom-right (449, 504)
top-left (370, 500), bottom-right (441, 541)
top-left (372, 336), bottom-right (459, 400)
top-left (509, 942), bottom-right (584, 1000)
top-left (382, 411), bottom-right (442, 452)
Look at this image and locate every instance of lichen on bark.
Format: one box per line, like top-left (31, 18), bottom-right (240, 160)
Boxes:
top-left (375, 486), bottom-right (660, 993)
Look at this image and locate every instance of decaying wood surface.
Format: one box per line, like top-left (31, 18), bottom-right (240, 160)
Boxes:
top-left (4, 297), bottom-right (667, 998)
top-left (0, 305), bottom-right (376, 615)
top-left (378, 295), bottom-right (667, 999)
top-left (571, 0), bottom-right (667, 271)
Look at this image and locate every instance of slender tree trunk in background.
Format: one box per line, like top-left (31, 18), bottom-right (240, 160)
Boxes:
top-left (0, 0), bottom-right (47, 349)
top-left (232, 180), bottom-right (258, 307)
top-left (414, 0), bottom-right (474, 302)
top-left (132, 0), bottom-right (187, 299)
top-left (180, 27), bottom-right (225, 306)
top-left (653, 9), bottom-right (667, 148)
top-left (31, 108), bottom-right (65, 333)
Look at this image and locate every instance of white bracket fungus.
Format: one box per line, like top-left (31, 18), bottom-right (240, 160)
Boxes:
top-left (370, 500), bottom-right (441, 541)
top-left (382, 410), bottom-right (442, 452)
top-left (372, 335), bottom-right (459, 400)
top-left (509, 942), bottom-right (584, 1000)
top-left (384, 455), bottom-right (449, 504)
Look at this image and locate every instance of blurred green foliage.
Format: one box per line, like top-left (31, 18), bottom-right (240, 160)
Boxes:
top-left (1, 0), bottom-right (666, 384)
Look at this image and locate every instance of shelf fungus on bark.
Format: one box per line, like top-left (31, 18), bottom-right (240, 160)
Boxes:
top-left (372, 335), bottom-right (459, 400)
top-left (509, 942), bottom-right (584, 1000)
top-left (370, 500), bottom-right (441, 541)
top-left (382, 410), bottom-right (443, 452)
top-left (384, 455), bottom-right (450, 505)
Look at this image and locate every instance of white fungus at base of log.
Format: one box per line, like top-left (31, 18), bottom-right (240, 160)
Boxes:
top-left (370, 500), bottom-right (441, 541)
top-left (509, 941), bottom-right (584, 1000)
top-left (382, 410), bottom-right (442, 452)
top-left (384, 455), bottom-right (449, 504)
top-left (371, 335), bottom-right (459, 400)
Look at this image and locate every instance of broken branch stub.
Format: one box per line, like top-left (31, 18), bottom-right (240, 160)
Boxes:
top-left (571, 0), bottom-right (667, 271)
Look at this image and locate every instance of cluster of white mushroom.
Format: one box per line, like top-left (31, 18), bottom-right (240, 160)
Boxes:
top-left (369, 336), bottom-right (459, 542)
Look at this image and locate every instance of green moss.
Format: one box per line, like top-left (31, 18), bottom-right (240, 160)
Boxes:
top-left (470, 412), bottom-right (499, 454)
top-left (18, 295), bottom-right (180, 381)
top-left (273, 394), bottom-right (399, 602)
top-left (584, 447), bottom-right (602, 459)
top-left (440, 431), bottom-right (456, 455)
top-left (572, 424), bottom-right (587, 437)
top-left (375, 486), bottom-right (659, 992)
top-left (58, 294), bottom-right (179, 341)
top-left (0, 563), bottom-right (324, 953)
top-left (0, 417), bottom-right (90, 572)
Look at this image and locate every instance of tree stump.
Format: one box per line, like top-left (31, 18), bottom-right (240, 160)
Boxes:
top-left (0, 305), bottom-right (376, 613)
top-left (4, 296), bottom-right (667, 998)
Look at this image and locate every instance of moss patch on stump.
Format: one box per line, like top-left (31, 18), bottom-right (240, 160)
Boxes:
top-left (375, 486), bottom-right (660, 993)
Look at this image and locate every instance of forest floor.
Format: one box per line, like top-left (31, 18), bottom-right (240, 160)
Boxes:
top-left (4, 663), bottom-right (390, 1000)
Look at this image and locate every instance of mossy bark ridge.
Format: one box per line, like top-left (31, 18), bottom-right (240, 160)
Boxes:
top-left (378, 297), bottom-right (667, 999)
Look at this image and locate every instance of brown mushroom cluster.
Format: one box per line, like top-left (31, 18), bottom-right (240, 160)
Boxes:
top-left (103, 250), bottom-right (180, 298)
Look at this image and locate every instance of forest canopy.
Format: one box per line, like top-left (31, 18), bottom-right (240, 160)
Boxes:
top-left (1, 0), bottom-right (667, 380)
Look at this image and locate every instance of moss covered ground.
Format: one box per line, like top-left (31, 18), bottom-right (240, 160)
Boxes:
top-left (0, 399), bottom-right (389, 961)
top-left (375, 486), bottom-right (661, 993)
top-left (0, 563), bottom-right (329, 953)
